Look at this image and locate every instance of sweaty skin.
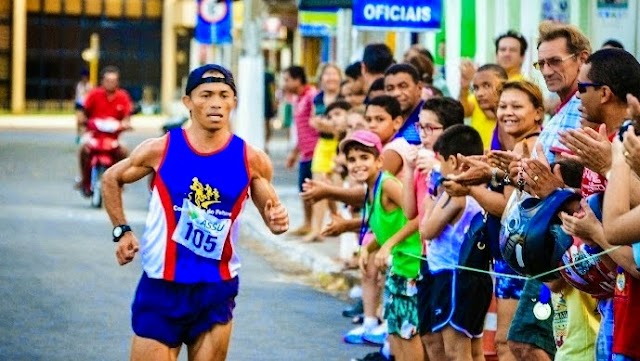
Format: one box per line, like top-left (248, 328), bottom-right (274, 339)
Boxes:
top-left (101, 70), bottom-right (288, 361)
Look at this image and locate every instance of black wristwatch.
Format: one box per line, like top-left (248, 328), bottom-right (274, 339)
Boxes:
top-left (112, 224), bottom-right (132, 242)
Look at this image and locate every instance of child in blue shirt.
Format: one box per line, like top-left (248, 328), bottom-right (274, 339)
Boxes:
top-left (420, 125), bottom-right (493, 361)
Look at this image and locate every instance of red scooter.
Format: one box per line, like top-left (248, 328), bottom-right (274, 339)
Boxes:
top-left (83, 118), bottom-right (127, 208)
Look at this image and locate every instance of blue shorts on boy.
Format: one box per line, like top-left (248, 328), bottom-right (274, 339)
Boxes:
top-left (422, 196), bottom-right (492, 336)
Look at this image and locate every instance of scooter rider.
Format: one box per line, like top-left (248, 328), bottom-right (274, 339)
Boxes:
top-left (77, 65), bottom-right (133, 196)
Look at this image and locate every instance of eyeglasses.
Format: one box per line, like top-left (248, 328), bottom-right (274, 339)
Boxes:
top-left (577, 81), bottom-right (604, 94)
top-left (533, 54), bottom-right (577, 70)
top-left (414, 123), bottom-right (444, 133)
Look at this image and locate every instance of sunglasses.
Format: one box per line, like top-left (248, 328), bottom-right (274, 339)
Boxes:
top-left (414, 123), bottom-right (444, 133)
top-left (577, 81), bottom-right (604, 94)
top-left (533, 53), bottom-right (577, 70)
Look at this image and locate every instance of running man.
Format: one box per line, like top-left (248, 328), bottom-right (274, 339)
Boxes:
top-left (102, 64), bottom-right (289, 361)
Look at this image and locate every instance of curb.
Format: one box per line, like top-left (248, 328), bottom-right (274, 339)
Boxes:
top-left (239, 205), bottom-right (343, 275)
top-left (238, 204), bottom-right (361, 293)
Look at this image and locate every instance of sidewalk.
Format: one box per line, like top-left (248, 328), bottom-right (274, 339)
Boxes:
top-left (238, 136), bottom-right (360, 291)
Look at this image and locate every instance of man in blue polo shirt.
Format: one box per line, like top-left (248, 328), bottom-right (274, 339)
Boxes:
top-left (383, 63), bottom-right (423, 145)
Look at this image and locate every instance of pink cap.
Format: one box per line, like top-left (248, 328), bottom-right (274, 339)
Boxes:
top-left (339, 130), bottom-right (383, 154)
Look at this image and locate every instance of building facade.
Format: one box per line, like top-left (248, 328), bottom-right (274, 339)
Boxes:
top-left (4, 0), bottom-right (640, 114)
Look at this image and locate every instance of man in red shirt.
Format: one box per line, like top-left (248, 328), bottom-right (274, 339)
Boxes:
top-left (77, 65), bottom-right (133, 196)
top-left (282, 65), bottom-right (318, 236)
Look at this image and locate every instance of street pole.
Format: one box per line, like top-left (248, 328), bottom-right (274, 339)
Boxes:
top-left (81, 33), bottom-right (100, 86)
top-left (235, 0), bottom-right (265, 150)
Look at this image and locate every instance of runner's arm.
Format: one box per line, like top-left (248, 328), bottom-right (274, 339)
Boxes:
top-left (103, 136), bottom-right (166, 226)
top-left (248, 146), bottom-right (289, 234)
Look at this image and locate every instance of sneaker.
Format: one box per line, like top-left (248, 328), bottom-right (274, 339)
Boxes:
top-left (342, 298), bottom-right (364, 318)
top-left (362, 322), bottom-right (387, 345)
top-left (349, 285), bottom-right (363, 299)
top-left (343, 325), bottom-right (367, 344)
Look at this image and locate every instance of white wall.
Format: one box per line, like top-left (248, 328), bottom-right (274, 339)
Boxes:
top-left (588, 0), bottom-right (638, 57)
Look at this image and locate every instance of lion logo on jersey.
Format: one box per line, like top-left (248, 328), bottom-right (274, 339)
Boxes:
top-left (188, 177), bottom-right (221, 210)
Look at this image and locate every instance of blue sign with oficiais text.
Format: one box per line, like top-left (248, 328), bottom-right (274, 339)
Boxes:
top-left (352, 0), bottom-right (442, 31)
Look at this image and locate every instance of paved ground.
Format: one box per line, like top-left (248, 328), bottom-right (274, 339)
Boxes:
top-left (0, 114), bottom-right (359, 278)
top-left (0, 115), bottom-right (372, 360)
top-left (0, 116), bottom-right (372, 361)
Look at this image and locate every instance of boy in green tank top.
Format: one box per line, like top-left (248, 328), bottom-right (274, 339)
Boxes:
top-left (339, 130), bottom-right (424, 361)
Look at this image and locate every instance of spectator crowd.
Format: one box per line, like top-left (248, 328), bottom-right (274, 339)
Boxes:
top-left (274, 19), bottom-right (640, 361)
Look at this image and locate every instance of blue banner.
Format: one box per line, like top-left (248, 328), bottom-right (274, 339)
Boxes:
top-left (195, 0), bottom-right (232, 45)
top-left (352, 0), bottom-right (442, 31)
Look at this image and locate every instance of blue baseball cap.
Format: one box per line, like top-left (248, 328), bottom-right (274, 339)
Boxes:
top-left (185, 64), bottom-right (236, 96)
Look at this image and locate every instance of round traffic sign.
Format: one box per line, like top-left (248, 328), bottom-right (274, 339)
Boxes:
top-left (199, 0), bottom-right (228, 24)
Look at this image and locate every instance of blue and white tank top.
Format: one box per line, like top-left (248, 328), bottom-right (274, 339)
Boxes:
top-left (427, 196), bottom-right (482, 273)
top-left (140, 129), bottom-right (250, 283)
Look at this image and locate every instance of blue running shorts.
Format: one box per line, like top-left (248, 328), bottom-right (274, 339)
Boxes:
top-left (131, 272), bottom-right (239, 347)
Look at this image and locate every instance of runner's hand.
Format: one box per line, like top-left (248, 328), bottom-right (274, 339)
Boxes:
top-left (116, 232), bottom-right (139, 265)
top-left (559, 124), bottom-right (611, 175)
top-left (264, 199), bottom-right (289, 234)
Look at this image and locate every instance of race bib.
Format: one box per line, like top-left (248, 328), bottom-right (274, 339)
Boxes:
top-left (172, 199), bottom-right (231, 260)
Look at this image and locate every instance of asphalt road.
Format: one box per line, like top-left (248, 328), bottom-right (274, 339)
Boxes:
top-left (0, 128), bottom-right (375, 361)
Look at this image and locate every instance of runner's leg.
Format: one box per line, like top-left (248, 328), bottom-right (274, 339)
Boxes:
top-left (187, 322), bottom-right (233, 361)
top-left (130, 336), bottom-right (181, 361)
